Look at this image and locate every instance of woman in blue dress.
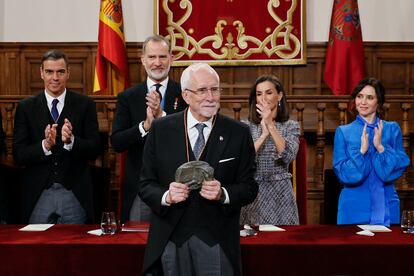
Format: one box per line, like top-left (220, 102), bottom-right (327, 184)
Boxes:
top-left (333, 77), bottom-right (410, 226)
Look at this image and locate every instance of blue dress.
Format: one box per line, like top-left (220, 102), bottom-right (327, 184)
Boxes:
top-left (333, 115), bottom-right (410, 226)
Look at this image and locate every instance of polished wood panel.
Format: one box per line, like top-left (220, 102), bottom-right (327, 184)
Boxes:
top-left (2, 42), bottom-right (414, 224)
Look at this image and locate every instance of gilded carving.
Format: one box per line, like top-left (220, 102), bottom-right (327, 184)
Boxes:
top-left (158, 0), bottom-right (305, 65)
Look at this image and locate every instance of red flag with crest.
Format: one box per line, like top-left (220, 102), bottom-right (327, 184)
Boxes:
top-left (324, 0), bottom-right (365, 95)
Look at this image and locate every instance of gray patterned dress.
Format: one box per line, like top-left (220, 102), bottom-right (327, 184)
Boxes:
top-left (240, 119), bottom-right (300, 225)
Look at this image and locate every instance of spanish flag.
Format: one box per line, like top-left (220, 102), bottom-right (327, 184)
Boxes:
top-left (94, 0), bottom-right (129, 95)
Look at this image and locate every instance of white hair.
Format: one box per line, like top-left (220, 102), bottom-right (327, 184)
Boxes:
top-left (180, 63), bottom-right (220, 91)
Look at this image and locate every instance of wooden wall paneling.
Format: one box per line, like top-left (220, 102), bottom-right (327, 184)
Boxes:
top-left (4, 49), bottom-right (20, 95)
top-left (66, 46), bottom-right (94, 94)
top-left (291, 63), bottom-right (319, 95)
top-left (2, 42), bottom-right (414, 224)
top-left (0, 50), bottom-right (4, 93)
top-left (126, 45), bottom-right (142, 87)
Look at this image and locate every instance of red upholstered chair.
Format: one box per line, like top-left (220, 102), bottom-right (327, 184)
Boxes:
top-left (291, 137), bottom-right (308, 224)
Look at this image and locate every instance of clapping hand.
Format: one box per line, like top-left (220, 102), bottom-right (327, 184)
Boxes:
top-left (360, 124), bottom-right (369, 154)
top-left (257, 98), bottom-right (272, 138)
top-left (44, 124), bottom-right (58, 151)
top-left (146, 90), bottom-right (162, 118)
top-left (61, 118), bottom-right (73, 144)
top-left (143, 90), bottom-right (162, 131)
top-left (373, 120), bottom-right (384, 153)
top-left (256, 97), bottom-right (272, 125)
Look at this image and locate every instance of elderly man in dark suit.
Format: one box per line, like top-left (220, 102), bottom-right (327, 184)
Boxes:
top-left (13, 49), bottom-right (100, 224)
top-left (138, 63), bottom-right (258, 275)
top-left (111, 35), bottom-right (187, 222)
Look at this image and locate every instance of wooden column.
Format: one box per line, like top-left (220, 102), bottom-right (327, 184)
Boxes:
top-left (4, 103), bottom-right (15, 160)
top-left (338, 103), bottom-right (348, 125)
top-left (315, 103), bottom-right (326, 184)
top-left (105, 102), bottom-right (119, 215)
top-left (295, 103), bottom-right (305, 136)
top-left (232, 103), bottom-right (242, 121)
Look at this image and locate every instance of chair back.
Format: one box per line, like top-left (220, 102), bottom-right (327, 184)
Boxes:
top-left (292, 137), bottom-right (308, 224)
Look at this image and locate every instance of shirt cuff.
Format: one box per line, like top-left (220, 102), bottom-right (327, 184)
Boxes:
top-left (161, 190), bottom-right (171, 206)
top-left (221, 187), bottom-right (230, 204)
top-left (138, 121), bottom-right (148, 137)
top-left (42, 140), bottom-right (52, 156)
top-left (63, 135), bottom-right (75, 151)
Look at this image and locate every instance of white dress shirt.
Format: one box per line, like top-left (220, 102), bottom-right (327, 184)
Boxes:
top-left (42, 90), bottom-right (74, 155)
top-left (161, 109), bottom-right (229, 205)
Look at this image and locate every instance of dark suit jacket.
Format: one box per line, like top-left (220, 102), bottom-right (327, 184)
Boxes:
top-left (13, 90), bottom-right (101, 223)
top-left (111, 79), bottom-right (187, 222)
top-left (138, 111), bottom-right (258, 275)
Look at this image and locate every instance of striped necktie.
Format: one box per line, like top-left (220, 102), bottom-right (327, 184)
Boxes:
top-left (193, 123), bottom-right (206, 160)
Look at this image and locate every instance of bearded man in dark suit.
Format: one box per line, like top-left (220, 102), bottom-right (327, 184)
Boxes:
top-left (138, 63), bottom-right (258, 275)
top-left (111, 35), bottom-right (187, 222)
top-left (13, 49), bottom-right (100, 224)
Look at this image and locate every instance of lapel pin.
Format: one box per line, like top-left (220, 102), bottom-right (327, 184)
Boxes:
top-left (219, 136), bottom-right (223, 141)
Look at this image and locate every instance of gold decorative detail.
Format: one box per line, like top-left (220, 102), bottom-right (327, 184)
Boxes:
top-left (159, 0), bottom-right (304, 65)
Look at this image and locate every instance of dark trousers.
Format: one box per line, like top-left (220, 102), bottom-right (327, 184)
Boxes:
top-left (160, 235), bottom-right (233, 276)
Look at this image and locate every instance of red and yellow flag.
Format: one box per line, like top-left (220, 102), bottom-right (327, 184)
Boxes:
top-left (324, 0), bottom-right (365, 95)
top-left (94, 0), bottom-right (129, 95)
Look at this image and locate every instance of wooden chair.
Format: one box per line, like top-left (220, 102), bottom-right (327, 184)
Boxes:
top-left (292, 137), bottom-right (308, 224)
top-left (323, 168), bottom-right (342, 224)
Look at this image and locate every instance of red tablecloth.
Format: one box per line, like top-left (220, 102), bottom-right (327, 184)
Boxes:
top-left (0, 225), bottom-right (413, 275)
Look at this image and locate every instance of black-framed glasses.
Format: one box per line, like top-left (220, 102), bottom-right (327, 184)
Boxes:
top-left (186, 87), bottom-right (223, 97)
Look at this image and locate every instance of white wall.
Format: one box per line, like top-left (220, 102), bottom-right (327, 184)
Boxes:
top-left (0, 0), bottom-right (413, 42)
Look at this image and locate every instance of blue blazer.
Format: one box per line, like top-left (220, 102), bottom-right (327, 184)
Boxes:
top-left (333, 116), bottom-right (410, 226)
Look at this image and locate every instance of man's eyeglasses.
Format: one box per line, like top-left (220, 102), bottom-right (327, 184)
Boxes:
top-left (186, 87), bottom-right (223, 97)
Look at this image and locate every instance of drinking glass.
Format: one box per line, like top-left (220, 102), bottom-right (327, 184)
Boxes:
top-left (401, 210), bottom-right (414, 233)
top-left (101, 211), bottom-right (117, 235)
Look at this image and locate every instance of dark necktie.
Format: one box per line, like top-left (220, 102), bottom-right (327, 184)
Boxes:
top-left (193, 123), bottom-right (206, 160)
top-left (51, 99), bottom-right (59, 122)
top-left (154, 83), bottom-right (164, 110)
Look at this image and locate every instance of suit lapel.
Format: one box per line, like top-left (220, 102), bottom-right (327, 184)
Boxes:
top-left (59, 90), bottom-right (73, 124)
top-left (164, 80), bottom-right (179, 114)
top-left (204, 114), bottom-right (229, 169)
top-left (35, 93), bottom-right (52, 128)
top-left (173, 111), bottom-right (189, 164)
